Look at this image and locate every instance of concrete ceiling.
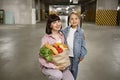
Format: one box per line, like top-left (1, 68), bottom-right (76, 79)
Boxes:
top-left (42, 0), bottom-right (96, 5)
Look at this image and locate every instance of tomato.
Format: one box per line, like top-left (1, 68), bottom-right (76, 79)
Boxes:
top-left (53, 45), bottom-right (63, 53)
top-left (56, 47), bottom-right (63, 53)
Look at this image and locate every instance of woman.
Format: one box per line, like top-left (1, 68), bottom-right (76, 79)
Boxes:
top-left (39, 14), bottom-right (74, 80)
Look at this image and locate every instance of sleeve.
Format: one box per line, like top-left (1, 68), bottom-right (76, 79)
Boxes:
top-left (40, 36), bottom-right (48, 47)
top-left (39, 35), bottom-right (57, 69)
top-left (80, 31), bottom-right (87, 58)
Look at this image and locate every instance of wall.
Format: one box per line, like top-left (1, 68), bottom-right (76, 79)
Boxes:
top-left (96, 0), bottom-right (118, 26)
top-left (0, 3), bottom-right (1, 8)
top-left (0, 0), bottom-right (32, 24)
top-left (85, 3), bottom-right (96, 22)
top-left (97, 0), bottom-right (118, 10)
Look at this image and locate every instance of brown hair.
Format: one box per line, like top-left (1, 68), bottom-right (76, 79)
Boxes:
top-left (46, 14), bottom-right (60, 34)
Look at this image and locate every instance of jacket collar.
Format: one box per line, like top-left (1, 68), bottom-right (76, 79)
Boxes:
top-left (66, 25), bottom-right (81, 32)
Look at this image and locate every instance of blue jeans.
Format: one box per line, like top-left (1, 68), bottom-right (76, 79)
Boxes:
top-left (69, 57), bottom-right (80, 80)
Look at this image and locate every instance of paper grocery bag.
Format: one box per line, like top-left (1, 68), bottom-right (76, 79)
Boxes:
top-left (52, 50), bottom-right (70, 68)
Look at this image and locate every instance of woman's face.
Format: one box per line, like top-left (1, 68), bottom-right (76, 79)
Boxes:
top-left (69, 14), bottom-right (80, 28)
top-left (50, 20), bottom-right (62, 31)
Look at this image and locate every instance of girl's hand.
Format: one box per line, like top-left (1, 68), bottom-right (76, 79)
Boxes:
top-left (80, 57), bottom-right (84, 61)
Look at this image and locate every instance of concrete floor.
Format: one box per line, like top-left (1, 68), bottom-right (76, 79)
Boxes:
top-left (0, 21), bottom-right (120, 80)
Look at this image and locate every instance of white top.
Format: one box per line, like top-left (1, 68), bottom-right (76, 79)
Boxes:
top-left (56, 38), bottom-right (62, 43)
top-left (67, 27), bottom-right (76, 57)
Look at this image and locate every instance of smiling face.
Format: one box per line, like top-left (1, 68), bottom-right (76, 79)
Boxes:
top-left (46, 14), bottom-right (61, 34)
top-left (69, 13), bottom-right (80, 28)
top-left (50, 20), bottom-right (62, 32)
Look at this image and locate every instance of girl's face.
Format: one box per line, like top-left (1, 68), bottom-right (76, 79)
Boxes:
top-left (50, 20), bottom-right (62, 31)
top-left (69, 14), bottom-right (80, 28)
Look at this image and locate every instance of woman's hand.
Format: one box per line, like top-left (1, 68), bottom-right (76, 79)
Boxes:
top-left (55, 65), bottom-right (65, 71)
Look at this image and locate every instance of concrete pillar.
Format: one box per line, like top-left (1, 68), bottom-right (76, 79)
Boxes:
top-left (0, 1), bottom-right (2, 8)
top-left (0, 0), bottom-right (32, 24)
top-left (32, 0), bottom-right (36, 24)
top-left (96, 0), bottom-right (118, 26)
top-left (32, 0), bottom-right (41, 24)
top-left (40, 1), bottom-right (45, 21)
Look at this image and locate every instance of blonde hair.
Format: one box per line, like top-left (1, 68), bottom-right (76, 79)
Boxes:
top-left (67, 11), bottom-right (81, 26)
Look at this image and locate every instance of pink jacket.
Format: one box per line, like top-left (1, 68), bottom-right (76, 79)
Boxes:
top-left (39, 33), bottom-right (65, 69)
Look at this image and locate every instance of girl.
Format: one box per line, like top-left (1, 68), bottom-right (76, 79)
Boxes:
top-left (39, 14), bottom-right (74, 80)
top-left (62, 11), bottom-right (87, 80)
